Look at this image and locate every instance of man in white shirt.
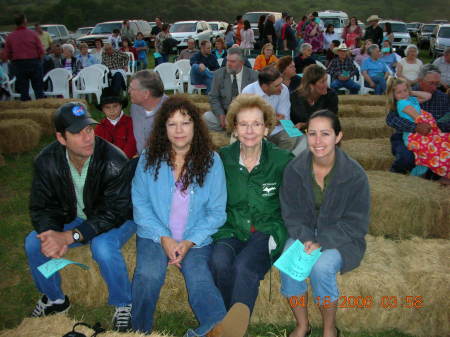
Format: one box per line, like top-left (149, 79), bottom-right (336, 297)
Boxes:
top-left (128, 70), bottom-right (168, 154)
top-left (205, 48), bottom-right (258, 131)
top-left (433, 47), bottom-right (450, 91)
top-left (242, 66), bottom-right (296, 151)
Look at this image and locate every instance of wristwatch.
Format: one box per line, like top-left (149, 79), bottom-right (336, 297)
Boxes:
top-left (72, 230), bottom-right (82, 242)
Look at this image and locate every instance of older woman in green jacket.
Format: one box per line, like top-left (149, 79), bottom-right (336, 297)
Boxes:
top-left (210, 94), bottom-right (294, 336)
top-left (280, 109), bottom-right (370, 337)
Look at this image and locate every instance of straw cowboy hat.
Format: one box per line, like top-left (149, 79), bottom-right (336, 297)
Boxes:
top-left (367, 15), bottom-right (381, 22)
top-left (333, 43), bottom-right (350, 54)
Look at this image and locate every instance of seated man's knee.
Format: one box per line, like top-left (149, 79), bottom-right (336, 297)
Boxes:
top-left (90, 236), bottom-right (118, 263)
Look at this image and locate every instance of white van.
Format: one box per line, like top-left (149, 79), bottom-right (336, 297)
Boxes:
top-left (318, 10), bottom-right (349, 39)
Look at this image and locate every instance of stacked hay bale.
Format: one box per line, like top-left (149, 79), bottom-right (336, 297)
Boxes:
top-left (342, 138), bottom-right (392, 171)
top-left (0, 98), bottom-right (86, 110)
top-left (0, 108), bottom-right (54, 135)
top-left (0, 119), bottom-right (42, 154)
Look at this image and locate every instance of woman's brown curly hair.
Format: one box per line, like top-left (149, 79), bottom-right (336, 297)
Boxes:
top-left (144, 95), bottom-right (214, 191)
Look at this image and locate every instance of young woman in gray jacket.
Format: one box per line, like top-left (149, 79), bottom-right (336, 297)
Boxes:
top-left (279, 109), bottom-right (370, 337)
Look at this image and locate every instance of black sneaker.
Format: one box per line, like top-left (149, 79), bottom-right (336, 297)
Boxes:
top-left (31, 295), bottom-right (70, 317)
top-left (112, 304), bottom-right (132, 332)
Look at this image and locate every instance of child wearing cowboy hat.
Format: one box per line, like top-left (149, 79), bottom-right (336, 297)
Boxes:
top-left (95, 88), bottom-right (137, 158)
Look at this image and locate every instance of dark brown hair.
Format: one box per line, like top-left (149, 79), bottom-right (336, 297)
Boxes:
top-left (144, 95), bottom-right (214, 191)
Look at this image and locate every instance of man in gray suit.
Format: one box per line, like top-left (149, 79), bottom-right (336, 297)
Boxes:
top-left (129, 70), bottom-right (168, 154)
top-left (204, 48), bottom-right (258, 131)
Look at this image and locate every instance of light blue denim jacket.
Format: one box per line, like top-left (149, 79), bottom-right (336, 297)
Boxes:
top-left (132, 152), bottom-right (227, 247)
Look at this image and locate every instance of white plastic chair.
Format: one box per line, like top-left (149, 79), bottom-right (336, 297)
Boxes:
top-left (154, 63), bottom-right (183, 93)
top-left (124, 52), bottom-right (136, 77)
top-left (248, 58), bottom-right (256, 68)
top-left (315, 60), bottom-right (327, 69)
top-left (186, 68), bottom-right (207, 94)
top-left (72, 67), bottom-right (104, 103)
top-left (43, 68), bottom-right (72, 98)
top-left (354, 61), bottom-right (374, 95)
top-left (7, 76), bottom-right (35, 100)
top-left (217, 58), bottom-right (224, 66)
top-left (89, 64), bottom-right (109, 88)
top-left (174, 59), bottom-right (191, 90)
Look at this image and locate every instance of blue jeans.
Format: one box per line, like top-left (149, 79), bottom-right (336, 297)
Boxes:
top-left (11, 58), bottom-right (44, 101)
top-left (132, 236), bottom-right (226, 335)
top-left (210, 232), bottom-right (271, 312)
top-left (366, 76), bottom-right (386, 95)
top-left (24, 218), bottom-right (136, 306)
top-left (280, 238), bottom-right (342, 304)
top-left (330, 78), bottom-right (361, 94)
top-left (390, 132), bottom-right (415, 173)
top-left (190, 64), bottom-right (214, 93)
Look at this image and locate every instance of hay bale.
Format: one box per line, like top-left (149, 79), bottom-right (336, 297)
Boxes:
top-left (342, 138), bottom-right (393, 170)
top-left (0, 119), bottom-right (42, 154)
top-left (209, 131), bottom-right (230, 149)
top-left (339, 95), bottom-right (386, 106)
top-left (195, 102), bottom-right (211, 114)
top-left (60, 235), bottom-right (450, 337)
top-left (0, 315), bottom-right (172, 337)
top-left (368, 171), bottom-right (450, 239)
top-left (339, 104), bottom-right (386, 118)
top-left (0, 108), bottom-right (54, 135)
top-left (341, 117), bottom-right (393, 140)
top-left (0, 98), bottom-right (86, 110)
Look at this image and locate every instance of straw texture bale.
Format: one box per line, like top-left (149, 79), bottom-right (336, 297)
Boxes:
top-left (195, 102), bottom-right (211, 114)
top-left (339, 95), bottom-right (386, 106)
top-left (341, 117), bottom-right (393, 139)
top-left (60, 235), bottom-right (450, 337)
top-left (0, 108), bottom-right (54, 134)
top-left (209, 131), bottom-right (230, 149)
top-left (0, 315), bottom-right (173, 337)
top-left (368, 171), bottom-right (450, 239)
top-left (185, 94), bottom-right (209, 103)
top-left (0, 119), bottom-right (42, 154)
top-left (0, 98), bottom-right (86, 110)
top-left (339, 104), bottom-right (386, 118)
top-left (342, 138), bottom-right (393, 170)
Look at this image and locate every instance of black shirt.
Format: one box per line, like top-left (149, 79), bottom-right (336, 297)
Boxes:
top-left (151, 26), bottom-right (162, 36)
top-left (263, 20), bottom-right (276, 46)
top-left (290, 89), bottom-right (339, 124)
top-left (363, 25), bottom-right (383, 46)
top-left (294, 56), bottom-right (316, 74)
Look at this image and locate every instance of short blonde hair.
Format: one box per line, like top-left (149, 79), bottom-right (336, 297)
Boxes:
top-left (79, 42), bottom-right (89, 50)
top-left (226, 94), bottom-right (276, 134)
top-left (261, 43), bottom-right (274, 55)
top-left (386, 76), bottom-right (411, 112)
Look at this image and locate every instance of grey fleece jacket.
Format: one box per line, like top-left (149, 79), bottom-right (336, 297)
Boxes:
top-left (280, 147), bottom-right (370, 273)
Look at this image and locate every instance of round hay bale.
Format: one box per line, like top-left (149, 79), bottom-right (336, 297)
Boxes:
top-left (342, 138), bottom-right (393, 171)
top-left (0, 108), bottom-right (54, 135)
top-left (339, 95), bottom-right (386, 106)
top-left (341, 117), bottom-right (393, 140)
top-left (339, 104), bottom-right (386, 118)
top-left (368, 171), bottom-right (450, 239)
top-left (209, 131), bottom-right (230, 149)
top-left (0, 119), bottom-right (42, 154)
top-left (60, 235), bottom-right (450, 337)
top-left (0, 98), bottom-right (86, 110)
top-left (0, 315), bottom-right (172, 337)
top-left (195, 102), bottom-right (211, 114)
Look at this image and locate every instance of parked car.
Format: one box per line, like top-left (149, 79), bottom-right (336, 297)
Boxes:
top-left (430, 24), bottom-right (450, 58)
top-left (406, 22), bottom-right (422, 37)
top-left (29, 24), bottom-right (71, 43)
top-left (318, 10), bottom-right (349, 39)
top-left (379, 20), bottom-right (411, 56)
top-left (207, 21), bottom-right (228, 42)
top-left (77, 20), bottom-right (152, 48)
top-left (418, 23), bottom-right (438, 48)
top-left (242, 11), bottom-right (282, 49)
top-left (71, 26), bottom-right (94, 39)
top-left (169, 21), bottom-right (213, 49)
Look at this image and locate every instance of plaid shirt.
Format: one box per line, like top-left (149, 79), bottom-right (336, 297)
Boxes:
top-left (327, 56), bottom-right (358, 81)
top-left (102, 50), bottom-right (129, 70)
top-left (386, 87), bottom-right (450, 133)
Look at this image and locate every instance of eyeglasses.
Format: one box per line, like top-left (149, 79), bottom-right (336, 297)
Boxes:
top-left (236, 122), bottom-right (265, 129)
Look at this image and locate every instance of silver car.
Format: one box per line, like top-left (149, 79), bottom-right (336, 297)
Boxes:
top-left (169, 21), bottom-right (213, 49)
top-left (430, 24), bottom-right (450, 58)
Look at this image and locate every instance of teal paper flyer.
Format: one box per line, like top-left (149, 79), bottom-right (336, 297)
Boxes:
top-left (280, 119), bottom-right (303, 138)
top-left (37, 258), bottom-right (89, 279)
top-left (274, 240), bottom-right (322, 282)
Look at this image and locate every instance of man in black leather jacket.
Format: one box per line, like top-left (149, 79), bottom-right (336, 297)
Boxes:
top-left (24, 102), bottom-right (136, 332)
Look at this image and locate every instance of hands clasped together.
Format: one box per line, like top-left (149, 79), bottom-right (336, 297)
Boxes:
top-left (161, 236), bottom-right (194, 268)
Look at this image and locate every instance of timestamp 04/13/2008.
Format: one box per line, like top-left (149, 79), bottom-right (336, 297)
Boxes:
top-left (289, 295), bottom-right (424, 309)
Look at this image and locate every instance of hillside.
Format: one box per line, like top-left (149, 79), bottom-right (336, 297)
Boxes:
top-left (0, 0), bottom-right (448, 30)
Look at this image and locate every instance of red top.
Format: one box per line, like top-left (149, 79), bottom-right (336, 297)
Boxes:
top-left (95, 114), bottom-right (137, 159)
top-left (4, 26), bottom-right (44, 60)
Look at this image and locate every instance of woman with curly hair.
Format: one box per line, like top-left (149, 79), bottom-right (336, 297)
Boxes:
top-left (131, 95), bottom-right (241, 336)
